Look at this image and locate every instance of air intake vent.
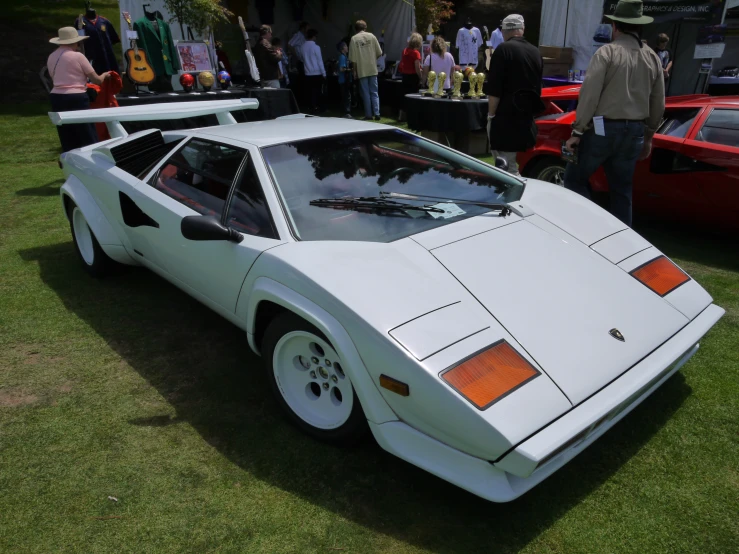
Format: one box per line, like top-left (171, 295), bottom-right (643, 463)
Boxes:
top-left (109, 130), bottom-right (178, 178)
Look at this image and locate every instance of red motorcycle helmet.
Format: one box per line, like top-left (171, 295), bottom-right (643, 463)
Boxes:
top-left (179, 73), bottom-right (195, 92)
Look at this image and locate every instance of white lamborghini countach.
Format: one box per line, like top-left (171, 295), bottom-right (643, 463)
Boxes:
top-left (50, 99), bottom-right (724, 502)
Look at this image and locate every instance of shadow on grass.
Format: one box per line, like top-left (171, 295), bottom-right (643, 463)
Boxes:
top-left (20, 241), bottom-right (693, 553)
top-left (635, 221), bottom-right (739, 274)
top-left (16, 178), bottom-right (64, 197)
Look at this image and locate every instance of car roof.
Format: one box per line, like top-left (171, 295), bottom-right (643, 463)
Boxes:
top-left (666, 95), bottom-right (739, 108)
top-left (195, 117), bottom-right (391, 147)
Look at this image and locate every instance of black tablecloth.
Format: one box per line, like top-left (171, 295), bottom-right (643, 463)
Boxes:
top-left (116, 86), bottom-right (299, 134)
top-left (405, 94), bottom-right (488, 133)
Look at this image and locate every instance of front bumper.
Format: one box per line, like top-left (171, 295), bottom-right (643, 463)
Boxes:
top-left (370, 304), bottom-right (724, 502)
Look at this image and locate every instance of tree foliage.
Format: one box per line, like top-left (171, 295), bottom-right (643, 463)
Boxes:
top-left (163, 0), bottom-right (233, 37)
top-left (414, 0), bottom-right (455, 34)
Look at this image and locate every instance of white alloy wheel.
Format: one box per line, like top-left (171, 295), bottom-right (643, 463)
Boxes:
top-left (272, 330), bottom-right (354, 430)
top-left (72, 207), bottom-right (95, 265)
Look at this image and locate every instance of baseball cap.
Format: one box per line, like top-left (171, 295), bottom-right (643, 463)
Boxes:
top-left (502, 14), bottom-right (525, 31)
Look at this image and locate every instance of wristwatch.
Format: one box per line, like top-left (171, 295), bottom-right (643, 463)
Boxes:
top-left (487, 113), bottom-right (496, 120)
top-left (571, 129), bottom-right (584, 138)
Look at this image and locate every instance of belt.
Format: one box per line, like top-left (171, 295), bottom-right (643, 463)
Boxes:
top-left (602, 118), bottom-right (645, 123)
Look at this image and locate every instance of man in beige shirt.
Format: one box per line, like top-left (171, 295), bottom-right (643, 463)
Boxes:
top-left (563, 0), bottom-right (665, 227)
top-left (349, 20), bottom-right (383, 120)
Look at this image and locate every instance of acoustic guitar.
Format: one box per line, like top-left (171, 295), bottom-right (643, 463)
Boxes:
top-left (238, 16), bottom-right (261, 84)
top-left (122, 11), bottom-right (155, 85)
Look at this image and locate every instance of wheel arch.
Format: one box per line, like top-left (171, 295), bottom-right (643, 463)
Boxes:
top-left (240, 276), bottom-right (398, 425)
top-left (521, 153), bottom-right (563, 178)
top-left (61, 176), bottom-right (138, 266)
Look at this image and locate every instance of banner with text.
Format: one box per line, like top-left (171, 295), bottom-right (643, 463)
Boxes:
top-left (603, 0), bottom-right (726, 24)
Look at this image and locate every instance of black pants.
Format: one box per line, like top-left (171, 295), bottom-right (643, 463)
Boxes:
top-left (401, 73), bottom-right (420, 112)
top-left (306, 75), bottom-right (324, 113)
top-left (49, 93), bottom-right (99, 152)
top-left (339, 81), bottom-right (351, 114)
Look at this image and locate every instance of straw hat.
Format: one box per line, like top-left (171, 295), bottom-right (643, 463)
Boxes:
top-left (605, 0), bottom-right (654, 25)
top-left (49, 27), bottom-right (89, 45)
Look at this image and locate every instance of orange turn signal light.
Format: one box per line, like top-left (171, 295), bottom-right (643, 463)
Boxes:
top-left (380, 374), bottom-right (410, 396)
top-left (630, 255), bottom-right (690, 297)
top-left (441, 341), bottom-right (539, 410)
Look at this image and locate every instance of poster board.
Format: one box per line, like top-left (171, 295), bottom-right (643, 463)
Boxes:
top-left (175, 41), bottom-right (213, 73)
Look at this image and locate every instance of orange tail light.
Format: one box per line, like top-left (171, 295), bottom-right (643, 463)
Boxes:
top-left (441, 341), bottom-right (539, 410)
top-left (630, 256), bottom-right (690, 297)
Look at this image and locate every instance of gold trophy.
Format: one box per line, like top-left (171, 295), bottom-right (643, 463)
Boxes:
top-left (467, 72), bottom-right (478, 98)
top-left (474, 72), bottom-right (486, 98)
top-left (435, 72), bottom-right (447, 97)
top-left (451, 71), bottom-right (463, 99)
top-left (424, 71), bottom-right (436, 96)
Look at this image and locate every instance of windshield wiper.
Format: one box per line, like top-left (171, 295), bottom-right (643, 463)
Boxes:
top-left (309, 196), bottom-right (446, 216)
top-left (382, 192), bottom-right (512, 216)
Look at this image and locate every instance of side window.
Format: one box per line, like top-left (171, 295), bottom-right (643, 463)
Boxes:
top-left (149, 138), bottom-right (245, 217)
top-left (226, 155), bottom-right (278, 239)
top-left (695, 109), bottom-right (739, 148)
top-left (657, 109), bottom-right (700, 138)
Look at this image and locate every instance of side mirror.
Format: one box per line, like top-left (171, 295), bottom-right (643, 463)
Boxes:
top-left (181, 215), bottom-right (243, 243)
top-left (494, 157), bottom-right (509, 172)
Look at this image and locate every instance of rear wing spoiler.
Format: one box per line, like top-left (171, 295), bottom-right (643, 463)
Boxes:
top-left (48, 98), bottom-right (259, 139)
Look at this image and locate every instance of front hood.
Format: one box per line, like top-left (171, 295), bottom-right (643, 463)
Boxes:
top-left (428, 219), bottom-right (690, 404)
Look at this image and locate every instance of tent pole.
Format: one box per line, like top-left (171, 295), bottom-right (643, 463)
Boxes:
top-left (563, 0), bottom-right (570, 47)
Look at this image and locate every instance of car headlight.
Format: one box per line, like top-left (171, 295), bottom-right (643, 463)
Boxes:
top-left (630, 255), bottom-right (690, 297)
top-left (441, 340), bottom-right (540, 410)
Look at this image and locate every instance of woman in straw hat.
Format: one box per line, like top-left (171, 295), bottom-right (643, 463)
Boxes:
top-left (47, 27), bottom-right (111, 152)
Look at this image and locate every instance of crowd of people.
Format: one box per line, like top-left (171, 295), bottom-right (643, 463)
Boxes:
top-left (46, 0), bottom-right (669, 228)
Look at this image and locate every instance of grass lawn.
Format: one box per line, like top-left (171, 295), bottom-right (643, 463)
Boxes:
top-left (1, 102), bottom-right (738, 553)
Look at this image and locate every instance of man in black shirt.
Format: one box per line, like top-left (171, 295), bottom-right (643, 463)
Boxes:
top-left (483, 14), bottom-right (543, 175)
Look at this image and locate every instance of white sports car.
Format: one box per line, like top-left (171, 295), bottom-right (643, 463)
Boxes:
top-left (50, 100), bottom-right (724, 502)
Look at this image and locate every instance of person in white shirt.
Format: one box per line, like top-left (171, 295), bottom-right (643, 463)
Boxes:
top-left (303, 29), bottom-right (326, 113)
top-left (490, 24), bottom-right (504, 49)
top-left (288, 21), bottom-right (309, 69)
top-left (423, 36), bottom-right (459, 91)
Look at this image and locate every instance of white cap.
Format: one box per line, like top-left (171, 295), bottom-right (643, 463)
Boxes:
top-left (502, 14), bottom-right (525, 31)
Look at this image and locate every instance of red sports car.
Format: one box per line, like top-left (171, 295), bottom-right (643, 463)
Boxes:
top-left (518, 88), bottom-right (739, 231)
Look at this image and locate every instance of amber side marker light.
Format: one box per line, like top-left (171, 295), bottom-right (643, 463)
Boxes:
top-left (441, 341), bottom-right (539, 410)
top-left (380, 374), bottom-right (410, 396)
top-left (630, 255), bottom-right (690, 297)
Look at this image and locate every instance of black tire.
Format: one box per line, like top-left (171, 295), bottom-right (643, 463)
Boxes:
top-left (525, 157), bottom-right (567, 187)
top-left (262, 312), bottom-right (367, 445)
top-left (67, 200), bottom-right (118, 278)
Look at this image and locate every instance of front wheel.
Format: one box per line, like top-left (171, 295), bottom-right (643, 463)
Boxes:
top-left (262, 313), bottom-right (367, 445)
top-left (68, 201), bottom-right (118, 278)
top-left (527, 157), bottom-right (566, 187)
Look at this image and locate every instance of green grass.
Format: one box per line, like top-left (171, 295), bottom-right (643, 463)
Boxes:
top-left (1, 103), bottom-right (738, 553)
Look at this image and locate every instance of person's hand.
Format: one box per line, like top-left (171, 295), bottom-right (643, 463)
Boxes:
top-left (565, 135), bottom-right (580, 152)
top-left (663, 68), bottom-right (669, 77)
top-left (638, 137), bottom-right (653, 161)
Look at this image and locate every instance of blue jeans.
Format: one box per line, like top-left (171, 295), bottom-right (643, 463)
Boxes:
top-left (564, 120), bottom-right (645, 227)
top-left (358, 75), bottom-right (379, 117)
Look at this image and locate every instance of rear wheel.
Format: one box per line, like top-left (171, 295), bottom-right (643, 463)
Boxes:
top-left (68, 201), bottom-right (117, 278)
top-left (262, 313), bottom-right (367, 445)
top-left (527, 157), bottom-right (566, 187)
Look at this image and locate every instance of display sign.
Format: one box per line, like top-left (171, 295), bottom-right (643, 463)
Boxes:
top-left (602, 0), bottom-right (725, 24)
top-left (175, 41), bottom-right (212, 73)
top-left (694, 24), bottom-right (727, 57)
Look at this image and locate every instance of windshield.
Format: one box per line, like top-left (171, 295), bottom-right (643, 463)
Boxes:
top-left (261, 129), bottom-right (524, 242)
